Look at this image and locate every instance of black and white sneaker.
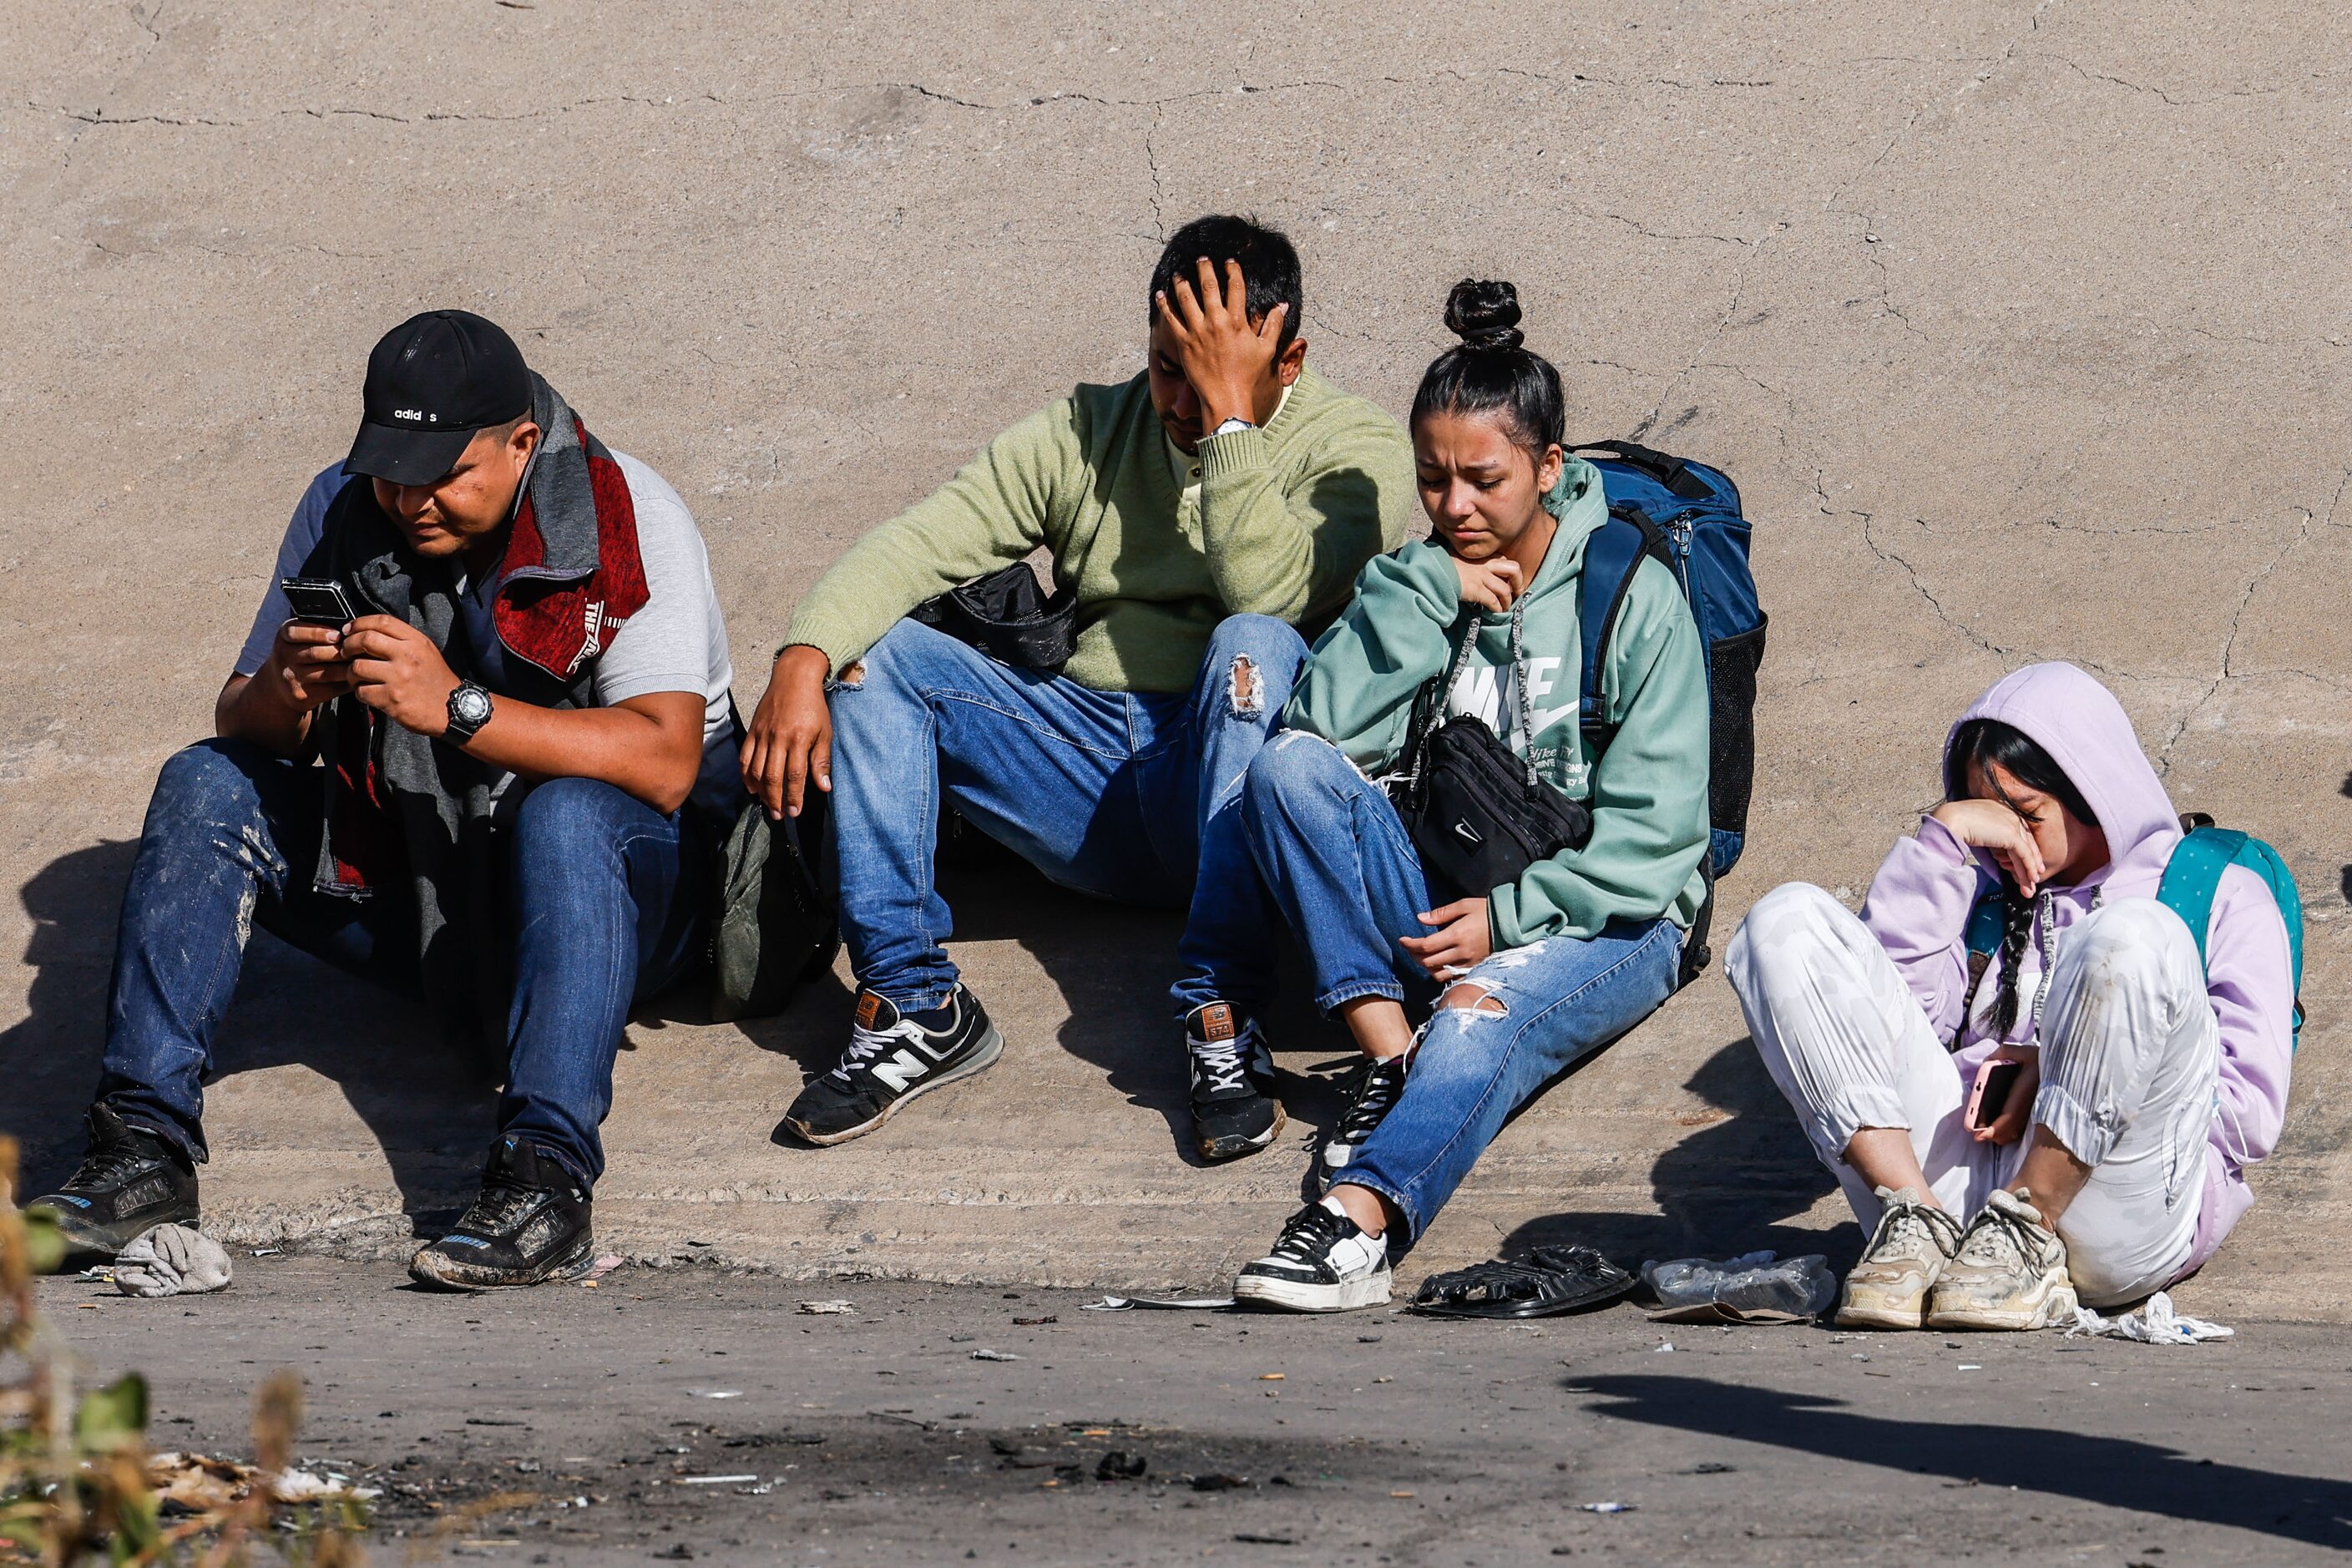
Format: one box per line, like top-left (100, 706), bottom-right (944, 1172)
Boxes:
top-left (1321, 1050), bottom-right (1410, 1182)
top-left (1186, 1002), bottom-right (1283, 1163)
top-left (1233, 1197), bottom-right (1393, 1313)
top-left (408, 1137), bottom-right (594, 1290)
top-left (781, 985), bottom-right (1004, 1146)
top-left (26, 1103), bottom-right (200, 1259)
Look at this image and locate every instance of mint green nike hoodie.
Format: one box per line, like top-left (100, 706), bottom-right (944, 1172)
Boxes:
top-left (1281, 458), bottom-right (1712, 948)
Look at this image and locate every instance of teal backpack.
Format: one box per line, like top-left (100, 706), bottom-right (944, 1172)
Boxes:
top-left (1960, 814), bottom-right (2305, 1050)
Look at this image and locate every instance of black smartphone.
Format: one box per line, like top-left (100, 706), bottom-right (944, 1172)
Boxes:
top-left (279, 576), bottom-right (355, 625)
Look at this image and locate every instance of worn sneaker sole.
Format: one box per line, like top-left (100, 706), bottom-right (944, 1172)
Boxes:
top-left (32, 1199), bottom-right (201, 1262)
top-left (1923, 1275), bottom-right (2079, 1332)
top-left (1834, 1297), bottom-right (1928, 1331)
top-left (787, 1025), bottom-right (1007, 1147)
top-left (1232, 1267), bottom-right (1393, 1313)
top-left (407, 1227), bottom-right (596, 1292)
top-left (1196, 1104), bottom-right (1287, 1165)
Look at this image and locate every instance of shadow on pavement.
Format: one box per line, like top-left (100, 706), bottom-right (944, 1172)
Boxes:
top-left (2, 836), bottom-right (496, 1224)
top-left (1504, 1032), bottom-right (1849, 1269)
top-left (1576, 1373), bottom-right (2352, 1552)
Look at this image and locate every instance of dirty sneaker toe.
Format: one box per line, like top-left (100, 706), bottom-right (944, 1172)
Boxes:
top-left (1835, 1185), bottom-right (1963, 1330)
top-left (409, 1138), bottom-right (594, 1290)
top-left (1232, 1198), bottom-right (1392, 1313)
top-left (26, 1104), bottom-right (200, 1260)
top-left (1924, 1186), bottom-right (2078, 1332)
top-left (1186, 1003), bottom-right (1284, 1163)
top-left (781, 985), bottom-right (1005, 1146)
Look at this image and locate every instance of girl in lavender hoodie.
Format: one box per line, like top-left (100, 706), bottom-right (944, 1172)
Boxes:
top-left (1726, 662), bottom-right (2294, 1330)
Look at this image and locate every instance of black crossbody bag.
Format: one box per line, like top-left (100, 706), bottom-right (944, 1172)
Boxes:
top-left (1388, 604), bottom-right (1594, 903)
top-left (909, 562), bottom-right (1079, 672)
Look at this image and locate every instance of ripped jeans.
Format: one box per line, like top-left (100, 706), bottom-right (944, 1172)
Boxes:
top-left (824, 614), bottom-right (1306, 1018)
top-left (1232, 732), bottom-right (1682, 1243)
top-left (1726, 883), bottom-right (2222, 1306)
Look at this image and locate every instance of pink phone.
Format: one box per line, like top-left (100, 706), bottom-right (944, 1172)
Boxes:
top-left (1967, 1057), bottom-right (2023, 1131)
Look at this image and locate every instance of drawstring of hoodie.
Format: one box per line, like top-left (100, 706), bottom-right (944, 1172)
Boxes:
top-left (2022, 883), bottom-right (2102, 1047)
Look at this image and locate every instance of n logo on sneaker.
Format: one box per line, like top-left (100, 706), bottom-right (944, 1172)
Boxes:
top-left (870, 1049), bottom-right (934, 1093)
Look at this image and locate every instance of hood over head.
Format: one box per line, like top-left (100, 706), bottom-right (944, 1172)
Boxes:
top-left (1945, 661), bottom-right (2182, 888)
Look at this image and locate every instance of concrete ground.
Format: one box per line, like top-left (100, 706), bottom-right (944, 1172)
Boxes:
top-left (35, 1259), bottom-right (2352, 1565)
top-left (3, 1), bottom-right (2349, 1321)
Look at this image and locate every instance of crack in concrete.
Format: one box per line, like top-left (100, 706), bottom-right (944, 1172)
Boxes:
top-left (28, 60), bottom-right (1807, 137)
top-left (2154, 495), bottom-right (2326, 774)
top-left (2048, 55), bottom-right (2352, 108)
top-left (1636, 220), bottom-right (1788, 432)
top-left (1143, 103), bottom-right (1166, 243)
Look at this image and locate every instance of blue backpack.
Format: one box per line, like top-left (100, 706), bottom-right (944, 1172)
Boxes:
top-left (1572, 440), bottom-right (1768, 882)
top-left (1960, 817), bottom-right (2306, 1050)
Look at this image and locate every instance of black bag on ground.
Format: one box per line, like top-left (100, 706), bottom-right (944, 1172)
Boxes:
top-left (1390, 603), bottom-right (1592, 904)
top-left (709, 787), bottom-right (839, 1023)
top-left (909, 561), bottom-right (1078, 672)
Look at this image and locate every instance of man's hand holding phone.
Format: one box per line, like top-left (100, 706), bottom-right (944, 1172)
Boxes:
top-left (264, 620), bottom-right (357, 712)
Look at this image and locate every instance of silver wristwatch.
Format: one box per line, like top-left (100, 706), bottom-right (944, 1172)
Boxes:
top-left (444, 680), bottom-right (494, 744)
top-left (1211, 416), bottom-right (1257, 438)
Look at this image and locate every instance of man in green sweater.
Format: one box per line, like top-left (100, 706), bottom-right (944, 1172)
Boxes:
top-left (741, 215), bottom-right (1414, 1158)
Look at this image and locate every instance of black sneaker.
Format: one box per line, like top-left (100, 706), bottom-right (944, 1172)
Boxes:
top-left (408, 1138), bottom-right (594, 1290)
top-left (1232, 1198), bottom-right (1393, 1313)
top-left (1321, 1050), bottom-right (1411, 1182)
top-left (1186, 1002), bottom-right (1283, 1163)
top-left (26, 1104), bottom-right (200, 1259)
top-left (781, 985), bottom-right (1004, 1146)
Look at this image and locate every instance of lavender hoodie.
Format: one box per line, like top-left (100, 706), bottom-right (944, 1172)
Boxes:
top-left (1858, 662), bottom-right (2295, 1278)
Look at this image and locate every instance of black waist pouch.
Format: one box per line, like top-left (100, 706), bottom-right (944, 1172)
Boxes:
top-left (1399, 713), bottom-right (1593, 903)
top-left (1390, 604), bottom-right (1593, 903)
top-left (910, 562), bottom-right (1078, 672)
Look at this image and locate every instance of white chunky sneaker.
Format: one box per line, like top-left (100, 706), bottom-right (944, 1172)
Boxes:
top-left (1925, 1187), bottom-right (2079, 1332)
top-left (1232, 1197), bottom-right (1392, 1313)
top-left (1836, 1185), bottom-right (1964, 1330)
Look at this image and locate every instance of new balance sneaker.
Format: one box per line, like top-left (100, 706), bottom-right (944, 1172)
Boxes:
top-left (1233, 1196), bottom-right (1393, 1313)
top-left (1186, 1002), bottom-right (1283, 1163)
top-left (1924, 1187), bottom-right (2079, 1332)
top-left (1835, 1185), bottom-right (1964, 1329)
top-left (781, 985), bottom-right (1004, 1146)
top-left (26, 1104), bottom-right (200, 1259)
top-left (1321, 1050), bottom-right (1409, 1181)
top-left (408, 1137), bottom-right (594, 1290)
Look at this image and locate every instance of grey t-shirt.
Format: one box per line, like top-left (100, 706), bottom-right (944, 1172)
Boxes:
top-left (238, 454), bottom-right (742, 817)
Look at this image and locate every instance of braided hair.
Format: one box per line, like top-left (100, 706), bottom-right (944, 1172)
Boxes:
top-left (1945, 718), bottom-right (2100, 1036)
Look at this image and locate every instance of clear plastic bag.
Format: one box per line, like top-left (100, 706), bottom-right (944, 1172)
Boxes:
top-left (1640, 1250), bottom-right (1838, 1323)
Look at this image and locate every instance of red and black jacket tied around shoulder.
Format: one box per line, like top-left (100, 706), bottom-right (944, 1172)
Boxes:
top-left (296, 373), bottom-right (648, 1045)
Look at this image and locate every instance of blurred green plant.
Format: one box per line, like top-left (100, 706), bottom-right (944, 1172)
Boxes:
top-left (1, 1137), bottom-right (365, 1565)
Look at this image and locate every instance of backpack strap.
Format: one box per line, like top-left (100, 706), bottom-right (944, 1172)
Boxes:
top-left (1571, 440), bottom-right (1715, 500)
top-left (1576, 508), bottom-right (1674, 757)
top-left (2157, 826), bottom-right (2245, 970)
top-left (1950, 887), bottom-right (2006, 1050)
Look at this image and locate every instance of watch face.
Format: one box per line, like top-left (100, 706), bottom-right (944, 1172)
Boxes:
top-left (453, 685), bottom-right (493, 726)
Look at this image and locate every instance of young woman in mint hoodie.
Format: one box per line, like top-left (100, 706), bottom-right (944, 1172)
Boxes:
top-left (1226, 281), bottom-right (1712, 1312)
top-left (1727, 662), bottom-right (2295, 1330)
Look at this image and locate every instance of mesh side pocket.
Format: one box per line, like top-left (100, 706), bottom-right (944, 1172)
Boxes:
top-left (1707, 620), bottom-right (1766, 847)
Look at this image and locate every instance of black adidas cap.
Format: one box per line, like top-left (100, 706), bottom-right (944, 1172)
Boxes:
top-left (343, 310), bottom-right (531, 486)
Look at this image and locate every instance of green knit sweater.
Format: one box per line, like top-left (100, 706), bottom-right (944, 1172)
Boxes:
top-left (783, 367), bottom-right (1415, 692)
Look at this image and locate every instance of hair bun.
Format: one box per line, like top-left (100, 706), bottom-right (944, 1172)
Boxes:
top-left (1444, 278), bottom-right (1524, 352)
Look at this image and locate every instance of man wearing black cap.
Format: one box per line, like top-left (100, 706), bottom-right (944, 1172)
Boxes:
top-left (27, 311), bottom-right (745, 1289)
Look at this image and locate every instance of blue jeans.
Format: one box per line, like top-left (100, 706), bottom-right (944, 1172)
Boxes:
top-left (826, 614), bottom-right (1306, 1019)
top-left (1234, 731), bottom-right (1682, 1243)
top-left (97, 738), bottom-right (715, 1185)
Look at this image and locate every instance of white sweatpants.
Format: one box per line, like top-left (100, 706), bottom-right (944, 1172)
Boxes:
top-left (1726, 884), bottom-right (2220, 1307)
